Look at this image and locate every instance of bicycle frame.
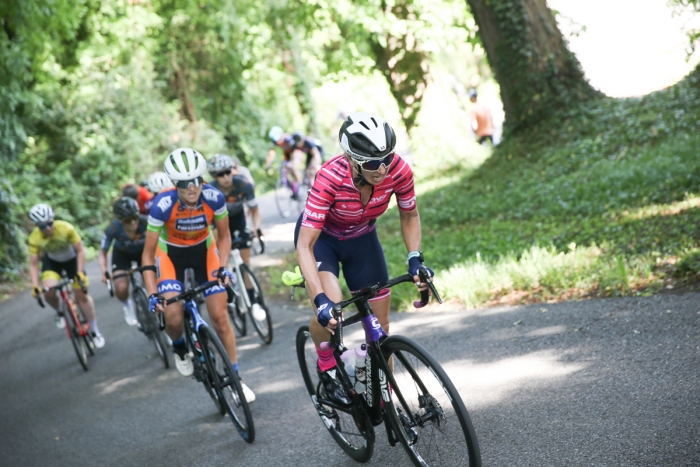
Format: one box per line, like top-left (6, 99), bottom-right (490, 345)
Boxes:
top-left (321, 271), bottom-right (440, 427)
top-left (229, 249), bottom-right (251, 310)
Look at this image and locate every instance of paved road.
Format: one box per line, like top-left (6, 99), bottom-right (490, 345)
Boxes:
top-left (1, 193), bottom-right (698, 466)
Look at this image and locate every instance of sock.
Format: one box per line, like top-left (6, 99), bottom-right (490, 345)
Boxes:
top-left (246, 288), bottom-right (256, 304)
top-left (316, 345), bottom-right (337, 372)
top-left (89, 321), bottom-right (99, 333)
top-left (172, 336), bottom-right (187, 356)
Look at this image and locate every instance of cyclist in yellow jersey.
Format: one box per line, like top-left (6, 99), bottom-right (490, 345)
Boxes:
top-left (28, 204), bottom-right (105, 348)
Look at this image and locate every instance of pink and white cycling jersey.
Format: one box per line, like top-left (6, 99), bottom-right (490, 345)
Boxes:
top-left (301, 154), bottom-right (416, 239)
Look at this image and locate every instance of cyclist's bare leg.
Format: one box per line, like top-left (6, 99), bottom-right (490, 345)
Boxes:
top-left (161, 291), bottom-right (184, 341)
top-left (112, 271), bottom-right (130, 302)
top-left (309, 271), bottom-right (344, 347)
top-left (205, 292), bottom-right (238, 364)
top-left (74, 288), bottom-right (96, 322)
top-left (42, 278), bottom-right (60, 310)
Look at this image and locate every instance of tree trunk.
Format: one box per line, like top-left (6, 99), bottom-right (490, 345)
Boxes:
top-left (466, 0), bottom-right (599, 133)
top-left (370, 0), bottom-right (430, 133)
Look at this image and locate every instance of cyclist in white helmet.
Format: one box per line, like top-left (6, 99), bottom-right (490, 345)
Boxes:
top-left (142, 147), bottom-right (256, 401)
top-left (146, 171), bottom-right (174, 194)
top-left (264, 126), bottom-right (302, 198)
top-left (207, 154), bottom-right (265, 319)
top-left (294, 112), bottom-right (433, 405)
top-left (28, 204), bottom-right (105, 348)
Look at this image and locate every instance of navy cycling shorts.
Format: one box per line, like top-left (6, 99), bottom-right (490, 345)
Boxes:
top-left (294, 214), bottom-right (390, 298)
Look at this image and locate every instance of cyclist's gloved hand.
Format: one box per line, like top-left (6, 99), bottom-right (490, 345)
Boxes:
top-left (314, 292), bottom-right (335, 327)
top-left (31, 286), bottom-right (42, 299)
top-left (407, 251), bottom-right (434, 278)
top-left (218, 267), bottom-right (236, 284)
top-left (148, 294), bottom-right (161, 313)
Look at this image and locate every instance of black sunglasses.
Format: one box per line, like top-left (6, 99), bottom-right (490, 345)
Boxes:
top-left (38, 221), bottom-right (54, 230)
top-left (175, 176), bottom-right (204, 189)
top-left (120, 215), bottom-right (139, 223)
top-left (216, 170), bottom-right (232, 177)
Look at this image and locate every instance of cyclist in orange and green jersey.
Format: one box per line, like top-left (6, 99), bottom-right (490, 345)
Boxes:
top-left (142, 148), bottom-right (256, 402)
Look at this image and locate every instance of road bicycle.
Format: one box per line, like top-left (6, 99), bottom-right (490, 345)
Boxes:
top-left (107, 264), bottom-right (171, 369)
top-left (285, 269), bottom-right (481, 466)
top-left (158, 279), bottom-right (255, 442)
top-left (227, 236), bottom-right (273, 344)
top-left (36, 274), bottom-right (95, 371)
top-left (274, 161), bottom-right (309, 218)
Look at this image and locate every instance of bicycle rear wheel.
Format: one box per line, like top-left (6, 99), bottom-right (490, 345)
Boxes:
top-left (65, 301), bottom-right (89, 372)
top-left (240, 264), bottom-right (272, 344)
top-left (381, 335), bottom-right (481, 467)
top-left (134, 287), bottom-right (170, 369)
top-left (296, 326), bottom-right (374, 462)
top-left (200, 326), bottom-right (255, 443)
top-left (275, 178), bottom-right (293, 218)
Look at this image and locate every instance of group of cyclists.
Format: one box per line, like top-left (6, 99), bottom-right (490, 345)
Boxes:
top-left (27, 111), bottom-right (434, 429)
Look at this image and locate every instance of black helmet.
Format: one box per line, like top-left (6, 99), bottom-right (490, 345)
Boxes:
top-left (338, 112), bottom-right (396, 161)
top-left (113, 197), bottom-right (139, 220)
top-left (292, 132), bottom-right (303, 144)
top-left (122, 184), bottom-right (139, 200)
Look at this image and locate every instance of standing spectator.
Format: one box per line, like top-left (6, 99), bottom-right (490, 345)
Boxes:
top-left (468, 89), bottom-right (494, 146)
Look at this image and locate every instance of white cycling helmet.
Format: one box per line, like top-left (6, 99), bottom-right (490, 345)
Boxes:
top-left (147, 171), bottom-right (174, 193)
top-left (29, 203), bottom-right (55, 223)
top-left (339, 112), bottom-right (396, 161)
top-left (268, 126), bottom-right (284, 143)
top-left (163, 148), bottom-right (207, 181)
top-left (207, 154), bottom-right (234, 175)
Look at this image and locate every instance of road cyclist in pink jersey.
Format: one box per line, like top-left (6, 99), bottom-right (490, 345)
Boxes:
top-left (294, 111), bottom-right (433, 406)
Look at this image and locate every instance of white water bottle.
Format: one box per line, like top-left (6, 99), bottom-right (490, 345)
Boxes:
top-left (354, 344), bottom-right (367, 393)
top-left (340, 349), bottom-right (356, 381)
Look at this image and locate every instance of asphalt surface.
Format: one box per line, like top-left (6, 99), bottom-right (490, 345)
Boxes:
top-left (1, 193), bottom-right (698, 466)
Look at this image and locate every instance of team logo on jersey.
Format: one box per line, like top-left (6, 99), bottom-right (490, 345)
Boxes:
top-left (202, 188), bottom-right (220, 202)
top-left (157, 196), bottom-right (172, 212)
top-left (304, 208), bottom-right (325, 220)
top-left (370, 194), bottom-right (387, 204)
top-left (158, 281), bottom-right (182, 292)
top-left (175, 215), bottom-right (207, 232)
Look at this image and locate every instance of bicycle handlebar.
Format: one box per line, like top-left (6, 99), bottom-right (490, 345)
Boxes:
top-left (329, 267), bottom-right (442, 319)
top-left (35, 275), bottom-right (88, 307)
top-left (159, 275), bottom-right (235, 307)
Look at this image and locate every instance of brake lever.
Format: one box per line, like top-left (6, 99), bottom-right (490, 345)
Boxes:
top-left (413, 268), bottom-right (442, 308)
top-left (105, 272), bottom-right (114, 297)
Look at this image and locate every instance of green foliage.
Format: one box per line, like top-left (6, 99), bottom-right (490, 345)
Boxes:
top-left (378, 67), bottom-right (700, 309)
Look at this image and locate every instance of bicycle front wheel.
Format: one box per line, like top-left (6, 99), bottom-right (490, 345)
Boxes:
top-left (200, 326), bottom-right (255, 443)
top-left (275, 178), bottom-right (293, 218)
top-left (381, 335), bottom-right (481, 467)
top-left (240, 263), bottom-right (273, 344)
top-left (65, 301), bottom-right (89, 372)
top-left (296, 326), bottom-right (374, 462)
top-left (134, 287), bottom-right (170, 369)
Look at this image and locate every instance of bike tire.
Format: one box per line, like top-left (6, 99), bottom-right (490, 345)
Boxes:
top-left (65, 301), bottom-right (89, 372)
top-left (275, 178), bottom-right (293, 218)
top-left (380, 335), bottom-right (481, 467)
top-left (76, 305), bottom-right (95, 357)
top-left (296, 326), bottom-right (374, 462)
top-left (134, 286), bottom-right (170, 369)
top-left (199, 326), bottom-right (255, 443)
top-left (240, 263), bottom-right (273, 344)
